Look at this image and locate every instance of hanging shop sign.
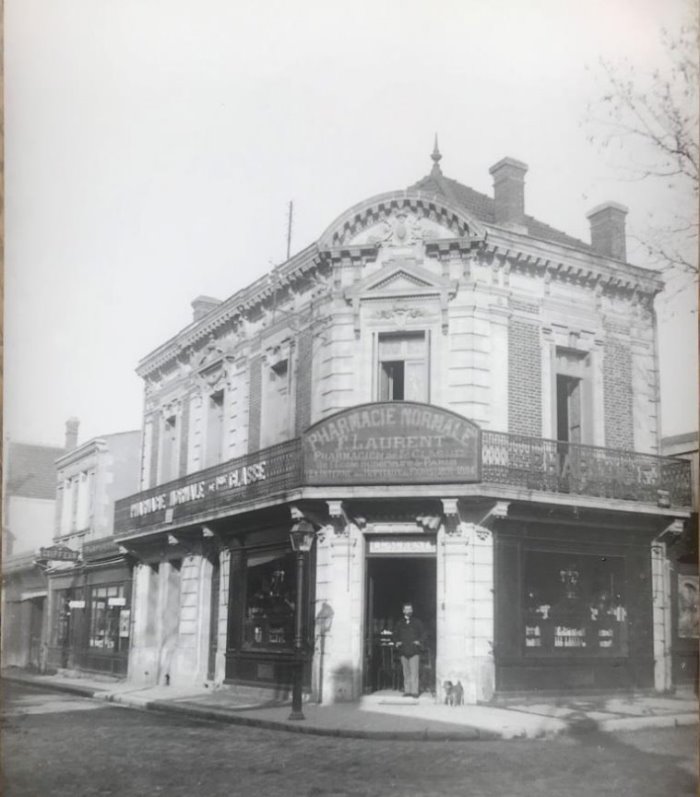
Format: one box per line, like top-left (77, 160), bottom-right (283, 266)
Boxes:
top-left (303, 401), bottom-right (481, 485)
top-left (37, 544), bottom-right (81, 562)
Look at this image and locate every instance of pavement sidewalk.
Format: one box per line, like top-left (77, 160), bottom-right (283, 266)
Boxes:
top-left (3, 669), bottom-right (697, 741)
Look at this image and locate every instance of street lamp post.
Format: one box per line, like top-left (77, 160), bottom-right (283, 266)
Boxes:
top-left (288, 519), bottom-right (315, 721)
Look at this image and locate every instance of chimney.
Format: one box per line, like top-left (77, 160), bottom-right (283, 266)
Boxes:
top-left (489, 157), bottom-right (528, 226)
top-left (65, 417), bottom-right (79, 451)
top-left (586, 202), bottom-right (628, 261)
top-left (191, 295), bottom-right (222, 322)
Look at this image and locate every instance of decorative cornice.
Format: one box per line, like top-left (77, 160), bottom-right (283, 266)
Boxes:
top-left (136, 243), bottom-right (325, 378)
top-left (482, 230), bottom-right (662, 299)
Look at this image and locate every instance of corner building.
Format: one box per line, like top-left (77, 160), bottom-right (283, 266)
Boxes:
top-left (116, 150), bottom-right (692, 703)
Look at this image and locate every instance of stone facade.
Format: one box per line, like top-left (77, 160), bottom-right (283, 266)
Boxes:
top-left (115, 151), bottom-right (692, 701)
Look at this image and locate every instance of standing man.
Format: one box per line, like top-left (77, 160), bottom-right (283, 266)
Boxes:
top-left (394, 602), bottom-right (426, 698)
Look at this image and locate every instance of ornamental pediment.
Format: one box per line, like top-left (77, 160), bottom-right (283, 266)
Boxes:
top-left (319, 190), bottom-right (486, 250)
top-left (345, 259), bottom-right (457, 335)
top-left (350, 259), bottom-right (452, 299)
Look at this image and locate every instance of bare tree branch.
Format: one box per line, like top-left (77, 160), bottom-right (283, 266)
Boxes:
top-left (585, 24), bottom-right (699, 282)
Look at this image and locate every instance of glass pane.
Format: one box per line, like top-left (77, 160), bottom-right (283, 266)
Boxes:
top-left (523, 551), bottom-right (628, 657)
top-left (404, 360), bottom-right (427, 402)
top-left (244, 551), bottom-right (296, 649)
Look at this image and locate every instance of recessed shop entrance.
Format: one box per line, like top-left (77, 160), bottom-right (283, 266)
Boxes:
top-left (364, 554), bottom-right (437, 694)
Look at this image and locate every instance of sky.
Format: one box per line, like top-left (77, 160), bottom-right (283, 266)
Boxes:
top-left (5, 0), bottom-right (698, 448)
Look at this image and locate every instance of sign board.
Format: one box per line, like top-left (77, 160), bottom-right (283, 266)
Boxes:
top-left (108, 597), bottom-right (127, 607)
top-left (303, 402), bottom-right (480, 485)
top-left (119, 610), bottom-right (131, 638)
top-left (128, 460), bottom-right (267, 520)
top-left (38, 545), bottom-right (80, 562)
top-left (68, 600), bottom-right (86, 609)
top-left (368, 538), bottom-right (437, 555)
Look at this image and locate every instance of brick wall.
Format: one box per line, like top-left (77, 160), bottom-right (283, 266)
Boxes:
top-left (295, 329), bottom-right (313, 435)
top-left (603, 338), bottom-right (634, 449)
top-left (508, 320), bottom-right (542, 435)
top-left (247, 355), bottom-right (262, 453)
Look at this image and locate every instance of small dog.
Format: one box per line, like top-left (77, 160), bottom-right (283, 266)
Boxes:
top-left (443, 680), bottom-right (465, 706)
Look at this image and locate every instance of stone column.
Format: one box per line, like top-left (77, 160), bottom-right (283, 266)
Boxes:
top-left (651, 540), bottom-right (673, 692)
top-left (171, 553), bottom-right (213, 686)
top-left (436, 500), bottom-right (497, 704)
top-left (463, 523), bottom-right (495, 703)
top-left (315, 502), bottom-right (364, 703)
top-left (129, 562), bottom-right (160, 685)
top-left (436, 509), bottom-right (470, 701)
top-left (215, 547), bottom-right (231, 684)
top-left (157, 559), bottom-right (182, 686)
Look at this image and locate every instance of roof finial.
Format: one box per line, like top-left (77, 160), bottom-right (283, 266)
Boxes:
top-left (430, 133), bottom-right (442, 174)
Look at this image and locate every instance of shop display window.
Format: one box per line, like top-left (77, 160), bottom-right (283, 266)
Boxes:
top-left (522, 550), bottom-right (628, 656)
top-left (88, 584), bottom-right (128, 652)
top-left (243, 551), bottom-right (296, 649)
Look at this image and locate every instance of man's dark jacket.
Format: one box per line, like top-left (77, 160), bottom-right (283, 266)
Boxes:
top-left (394, 617), bottom-right (426, 657)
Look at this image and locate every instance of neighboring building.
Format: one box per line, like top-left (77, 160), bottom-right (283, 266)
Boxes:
top-left (1, 428), bottom-right (69, 670)
top-left (45, 430), bottom-right (141, 676)
top-left (114, 147), bottom-right (693, 702)
top-left (661, 432), bottom-right (699, 689)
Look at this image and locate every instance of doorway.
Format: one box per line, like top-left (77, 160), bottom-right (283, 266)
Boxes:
top-left (364, 557), bottom-right (436, 694)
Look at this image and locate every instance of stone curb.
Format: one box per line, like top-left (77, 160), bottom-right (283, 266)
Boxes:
top-left (141, 698), bottom-right (496, 742)
top-left (5, 674), bottom-right (697, 741)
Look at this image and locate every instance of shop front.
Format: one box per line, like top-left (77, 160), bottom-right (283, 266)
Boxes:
top-left (494, 515), bottom-right (658, 693)
top-left (1, 554), bottom-right (49, 671)
top-left (225, 521), bottom-right (316, 693)
top-left (46, 540), bottom-right (133, 676)
top-left (114, 401), bottom-right (692, 702)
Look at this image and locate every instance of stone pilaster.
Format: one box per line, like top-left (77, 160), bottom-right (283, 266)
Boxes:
top-left (128, 562), bottom-right (160, 685)
top-left (156, 560), bottom-right (182, 686)
top-left (436, 500), bottom-right (497, 704)
top-left (314, 502), bottom-right (364, 703)
top-left (436, 517), bottom-right (470, 700)
top-left (171, 553), bottom-right (213, 686)
top-left (215, 547), bottom-right (231, 683)
top-left (463, 523), bottom-right (495, 703)
top-left (651, 541), bottom-right (673, 692)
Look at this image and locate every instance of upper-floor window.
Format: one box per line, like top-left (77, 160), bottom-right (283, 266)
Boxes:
top-left (59, 479), bottom-right (73, 534)
top-left (205, 390), bottom-right (225, 468)
top-left (261, 358), bottom-right (290, 448)
top-left (555, 349), bottom-right (591, 445)
top-left (75, 471), bottom-right (92, 530)
top-left (160, 414), bottom-right (179, 483)
top-left (377, 331), bottom-right (428, 402)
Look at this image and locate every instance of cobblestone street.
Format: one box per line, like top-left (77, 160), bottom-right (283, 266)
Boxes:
top-left (1, 683), bottom-right (696, 796)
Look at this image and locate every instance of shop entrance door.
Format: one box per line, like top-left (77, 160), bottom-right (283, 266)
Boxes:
top-left (364, 557), bottom-right (436, 694)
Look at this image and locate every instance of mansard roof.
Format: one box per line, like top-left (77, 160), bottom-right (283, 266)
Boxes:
top-left (411, 172), bottom-right (594, 253)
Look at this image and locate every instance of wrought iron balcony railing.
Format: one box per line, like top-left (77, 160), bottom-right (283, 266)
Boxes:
top-left (480, 431), bottom-right (691, 507)
top-left (113, 431), bottom-right (691, 538)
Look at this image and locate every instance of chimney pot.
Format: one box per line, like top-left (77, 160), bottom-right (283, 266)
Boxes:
top-left (489, 157), bottom-right (528, 227)
top-left (191, 295), bottom-right (222, 322)
top-left (586, 202), bottom-right (628, 261)
top-left (65, 417), bottom-right (79, 451)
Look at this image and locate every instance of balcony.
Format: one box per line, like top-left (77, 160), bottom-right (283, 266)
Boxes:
top-left (113, 427), bottom-right (692, 539)
top-left (480, 431), bottom-right (691, 507)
